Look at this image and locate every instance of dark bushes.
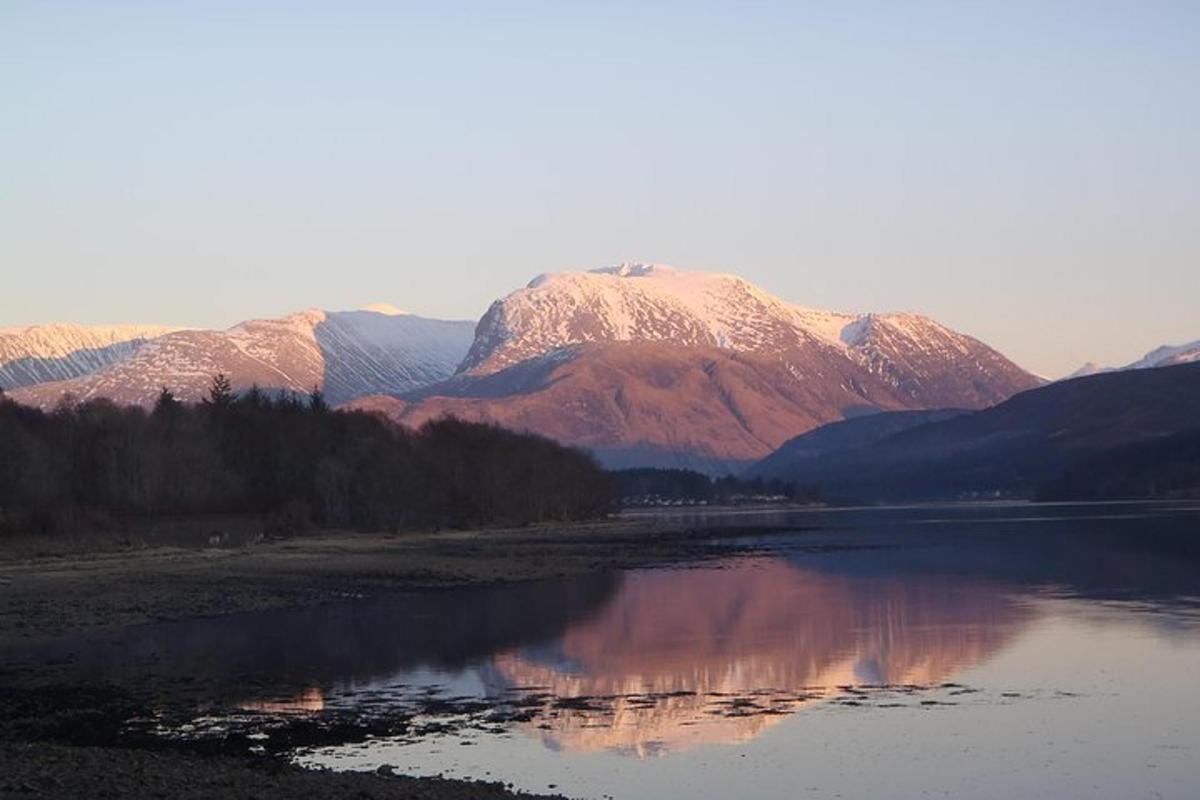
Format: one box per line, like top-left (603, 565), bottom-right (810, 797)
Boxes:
top-left (0, 380), bottom-right (614, 536)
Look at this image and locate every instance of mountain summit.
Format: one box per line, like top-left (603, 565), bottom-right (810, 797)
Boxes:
top-left (355, 264), bottom-right (1041, 471)
top-left (459, 263), bottom-right (1038, 410)
top-left (6, 264), bottom-right (1043, 470)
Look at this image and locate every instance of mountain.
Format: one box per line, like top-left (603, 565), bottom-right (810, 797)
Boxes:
top-left (1037, 427), bottom-right (1200, 501)
top-left (9, 308), bottom-right (474, 408)
top-left (350, 340), bottom-right (925, 473)
top-left (1127, 340), bottom-right (1200, 369)
top-left (1065, 361), bottom-right (1107, 379)
top-left (7, 264), bottom-right (1038, 470)
top-left (749, 408), bottom-right (971, 479)
top-left (351, 264), bottom-right (1037, 471)
top-left (460, 264), bottom-right (1036, 409)
top-left (1067, 339), bottom-right (1200, 378)
top-left (0, 323), bottom-right (177, 390)
top-left (750, 362), bottom-right (1200, 501)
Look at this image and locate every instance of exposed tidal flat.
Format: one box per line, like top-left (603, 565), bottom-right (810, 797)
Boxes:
top-left (0, 510), bottom-right (807, 641)
top-left (3, 502), bottom-right (1200, 799)
top-left (0, 509), bottom-right (808, 799)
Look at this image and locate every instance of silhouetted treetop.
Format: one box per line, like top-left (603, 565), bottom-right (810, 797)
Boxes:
top-left (205, 373), bottom-right (234, 407)
top-left (0, 377), bottom-right (614, 536)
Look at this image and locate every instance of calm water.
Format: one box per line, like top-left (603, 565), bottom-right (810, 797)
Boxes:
top-left (5, 502), bottom-right (1200, 799)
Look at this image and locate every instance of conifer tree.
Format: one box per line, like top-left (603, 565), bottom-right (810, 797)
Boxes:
top-left (205, 373), bottom-right (234, 407)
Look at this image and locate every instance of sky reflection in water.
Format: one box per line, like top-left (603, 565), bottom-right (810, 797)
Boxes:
top-left (7, 503), bottom-right (1200, 798)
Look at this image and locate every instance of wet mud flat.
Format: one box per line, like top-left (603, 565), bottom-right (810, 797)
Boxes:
top-left (0, 512), bottom-right (823, 642)
top-left (0, 511), bottom-right (821, 799)
top-left (0, 678), bottom-right (1053, 800)
top-left (0, 684), bottom-right (574, 799)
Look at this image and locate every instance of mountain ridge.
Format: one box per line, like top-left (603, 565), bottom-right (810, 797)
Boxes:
top-left (1067, 338), bottom-right (1200, 379)
top-left (6, 263), bottom-right (1041, 469)
top-left (10, 309), bottom-right (475, 408)
top-left (749, 361), bottom-right (1200, 500)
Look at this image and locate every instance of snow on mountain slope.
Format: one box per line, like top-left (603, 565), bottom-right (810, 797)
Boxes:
top-left (1065, 339), bottom-right (1200, 379)
top-left (351, 340), bottom-right (920, 473)
top-left (315, 311), bottom-right (476, 404)
top-left (1066, 362), bottom-right (1107, 379)
top-left (10, 309), bottom-right (474, 408)
top-left (0, 323), bottom-right (178, 390)
top-left (338, 263), bottom-right (1041, 472)
top-left (459, 263), bottom-right (1038, 409)
top-left (460, 264), bottom-right (854, 374)
top-left (1127, 340), bottom-right (1200, 370)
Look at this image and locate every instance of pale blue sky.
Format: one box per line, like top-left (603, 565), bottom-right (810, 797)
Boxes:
top-left (2, 1), bottom-right (1197, 376)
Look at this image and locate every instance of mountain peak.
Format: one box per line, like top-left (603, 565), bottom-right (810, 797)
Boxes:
top-left (360, 302), bottom-right (409, 316)
top-left (1065, 339), bottom-right (1200, 379)
top-left (1128, 339), bottom-right (1200, 370)
top-left (589, 262), bottom-right (676, 278)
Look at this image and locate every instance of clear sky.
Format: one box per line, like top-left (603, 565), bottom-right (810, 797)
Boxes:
top-left (2, 1), bottom-right (1197, 377)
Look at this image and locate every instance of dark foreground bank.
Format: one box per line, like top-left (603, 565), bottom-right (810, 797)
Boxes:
top-left (0, 742), bottom-right (568, 800)
top-left (0, 512), bottom-right (809, 799)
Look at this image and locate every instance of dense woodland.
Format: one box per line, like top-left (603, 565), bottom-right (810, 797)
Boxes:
top-left (0, 377), bottom-right (614, 536)
top-left (613, 467), bottom-right (819, 506)
top-left (1037, 430), bottom-right (1200, 501)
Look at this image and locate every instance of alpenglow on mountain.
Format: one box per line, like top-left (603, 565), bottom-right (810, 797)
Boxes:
top-left (6, 264), bottom-right (1044, 470)
top-left (1068, 339), bottom-right (1200, 379)
top-left (352, 264), bottom-right (1043, 471)
top-left (458, 264), bottom-right (1035, 407)
top-left (7, 308), bottom-right (475, 408)
top-left (0, 323), bottom-right (179, 390)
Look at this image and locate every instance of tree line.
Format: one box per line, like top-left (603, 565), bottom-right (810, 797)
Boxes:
top-left (613, 467), bottom-right (820, 506)
top-left (1036, 428), bottom-right (1200, 501)
top-left (0, 376), bottom-right (615, 536)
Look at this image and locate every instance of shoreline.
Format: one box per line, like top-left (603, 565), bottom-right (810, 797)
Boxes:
top-left (0, 513), bottom-right (805, 800)
top-left (0, 512), bottom-right (808, 643)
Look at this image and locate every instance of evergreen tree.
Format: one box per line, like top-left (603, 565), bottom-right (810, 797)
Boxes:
top-left (205, 373), bottom-right (234, 407)
top-left (309, 386), bottom-right (328, 414)
top-left (154, 387), bottom-right (180, 415)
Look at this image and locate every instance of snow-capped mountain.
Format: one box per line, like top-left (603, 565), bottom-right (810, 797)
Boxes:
top-left (1066, 339), bottom-right (1200, 379)
top-left (460, 263), bottom-right (1038, 409)
top-left (352, 340), bottom-right (924, 473)
top-left (1065, 362), bottom-right (1107, 379)
top-left (1127, 340), bottom-right (1200, 370)
top-left (350, 264), bottom-right (1039, 471)
top-left (0, 323), bottom-right (178, 390)
top-left (10, 308), bottom-right (474, 408)
top-left (5, 263), bottom-right (1039, 470)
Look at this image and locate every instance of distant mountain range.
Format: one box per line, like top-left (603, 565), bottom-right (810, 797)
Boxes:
top-left (352, 264), bottom-right (1039, 470)
top-left (9, 262), bottom-right (1190, 473)
top-left (0, 323), bottom-right (178, 389)
top-left (749, 361), bottom-right (1200, 501)
top-left (6, 309), bottom-right (475, 406)
top-left (1068, 339), bottom-right (1200, 379)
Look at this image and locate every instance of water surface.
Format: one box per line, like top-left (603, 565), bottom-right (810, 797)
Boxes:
top-left (5, 502), bottom-right (1200, 798)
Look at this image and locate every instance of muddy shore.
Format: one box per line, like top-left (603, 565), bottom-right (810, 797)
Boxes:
top-left (0, 510), bottom-right (809, 799)
top-left (0, 511), bottom-right (810, 641)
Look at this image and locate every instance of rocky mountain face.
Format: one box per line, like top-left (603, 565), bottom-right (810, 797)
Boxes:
top-left (9, 309), bottom-right (474, 408)
top-left (458, 264), bottom-right (1038, 410)
top-left (6, 263), bottom-right (1041, 470)
top-left (350, 340), bottom-right (928, 473)
top-left (0, 323), bottom-right (178, 390)
top-left (354, 264), bottom-right (1039, 471)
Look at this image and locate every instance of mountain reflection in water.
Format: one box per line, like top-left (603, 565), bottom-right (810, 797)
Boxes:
top-left (5, 503), bottom-right (1200, 765)
top-left (480, 558), bottom-right (1029, 754)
